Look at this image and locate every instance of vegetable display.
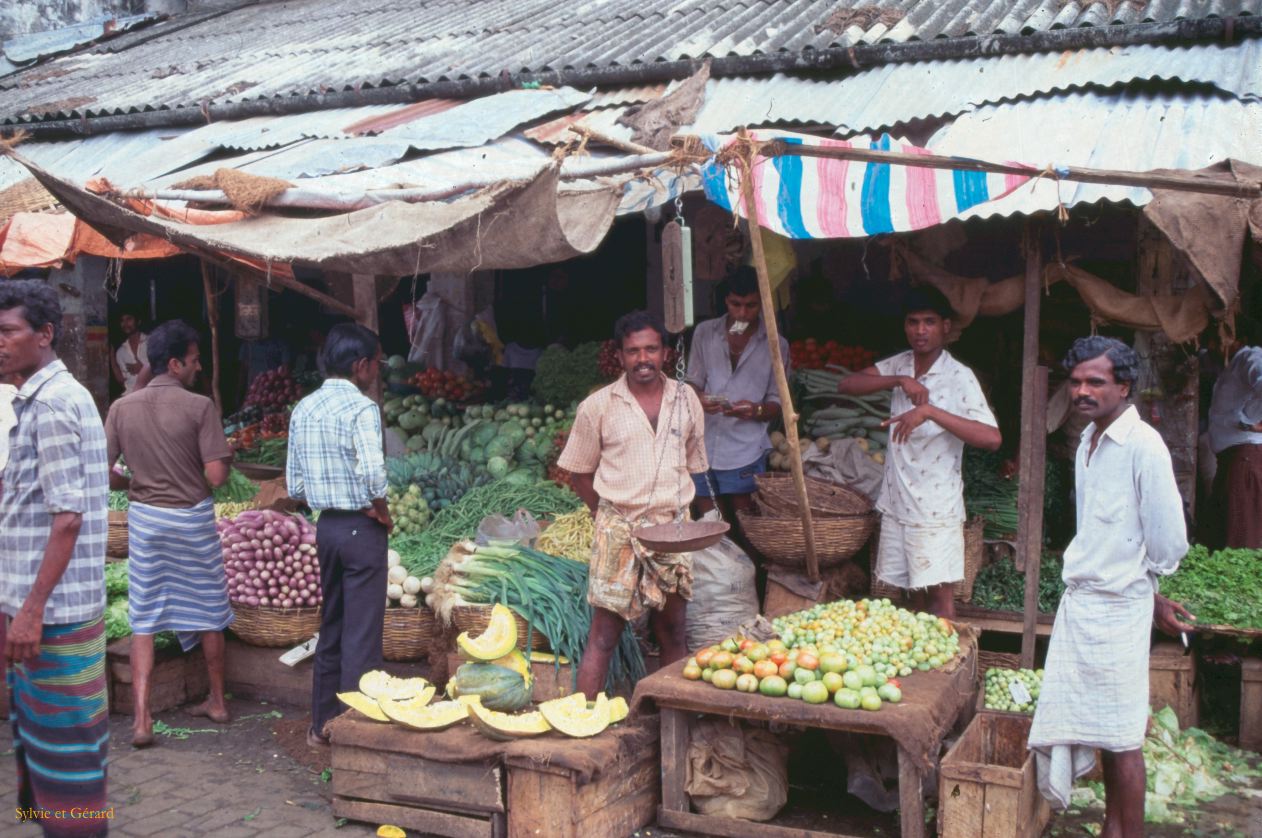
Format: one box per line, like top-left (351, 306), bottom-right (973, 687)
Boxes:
top-left (103, 560), bottom-right (178, 650)
top-left (970, 553), bottom-right (1066, 614)
top-left (234, 436), bottom-right (288, 467)
top-left (385, 549), bottom-right (424, 608)
top-left (983, 667), bottom-right (1042, 714)
top-left (1161, 545), bottom-right (1262, 630)
top-left (533, 342), bottom-right (605, 405)
top-left (217, 509), bottom-right (322, 608)
top-left (793, 367), bottom-right (892, 465)
top-left (109, 490), bottom-right (130, 511)
top-left (790, 339), bottom-right (877, 371)
top-left (962, 449), bottom-right (1068, 542)
top-left (212, 468), bottom-right (260, 504)
top-left (535, 508), bottom-right (595, 564)
top-left (243, 366), bottom-right (300, 410)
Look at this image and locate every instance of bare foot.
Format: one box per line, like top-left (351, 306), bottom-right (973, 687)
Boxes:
top-left (132, 718), bottom-right (154, 749)
top-left (188, 700), bottom-right (231, 724)
top-left (306, 728), bottom-right (330, 748)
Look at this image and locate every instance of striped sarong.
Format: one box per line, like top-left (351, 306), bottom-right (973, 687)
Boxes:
top-left (9, 616), bottom-right (111, 837)
top-left (127, 498), bottom-right (232, 652)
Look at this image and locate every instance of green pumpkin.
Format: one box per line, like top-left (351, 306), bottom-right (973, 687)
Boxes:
top-left (450, 662), bottom-right (532, 712)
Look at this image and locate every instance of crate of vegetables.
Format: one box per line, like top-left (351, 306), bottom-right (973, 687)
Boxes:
top-left (218, 508), bottom-right (322, 647)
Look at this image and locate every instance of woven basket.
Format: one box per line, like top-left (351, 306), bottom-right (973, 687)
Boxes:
top-left (870, 516), bottom-right (985, 602)
top-left (229, 604), bottom-right (320, 647)
top-left (754, 473), bottom-right (873, 517)
top-left (383, 606), bottom-right (436, 662)
top-left (737, 508), bottom-right (877, 569)
top-left (451, 604), bottom-right (550, 652)
top-left (107, 511), bottom-right (128, 559)
top-left (976, 649), bottom-right (1022, 684)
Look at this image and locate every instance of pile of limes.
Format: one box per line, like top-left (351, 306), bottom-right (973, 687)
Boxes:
top-left (771, 598), bottom-right (961, 680)
top-left (983, 667), bottom-right (1042, 714)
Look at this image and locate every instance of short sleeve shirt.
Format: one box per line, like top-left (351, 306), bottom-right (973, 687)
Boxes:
top-left (105, 375), bottom-right (232, 508)
top-left (557, 375), bottom-right (708, 525)
top-left (873, 350), bottom-right (997, 526)
top-left (0, 361), bottom-right (108, 624)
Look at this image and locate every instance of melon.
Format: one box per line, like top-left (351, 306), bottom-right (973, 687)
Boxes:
top-left (538, 691), bottom-right (588, 715)
top-left (449, 661), bottom-right (532, 712)
top-left (380, 698), bottom-right (470, 731)
top-left (541, 692), bottom-right (610, 738)
top-left (466, 701), bottom-right (551, 741)
top-left (379, 687), bottom-right (436, 715)
top-left (609, 696), bottom-right (630, 723)
top-left (337, 691), bottom-right (390, 722)
top-left (359, 670), bottom-right (431, 702)
top-left (456, 604), bottom-right (518, 660)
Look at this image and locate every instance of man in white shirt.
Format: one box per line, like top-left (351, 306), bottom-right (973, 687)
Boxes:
top-left (1028, 336), bottom-right (1194, 837)
top-left (111, 311), bottom-right (148, 394)
top-left (837, 287), bottom-right (1001, 619)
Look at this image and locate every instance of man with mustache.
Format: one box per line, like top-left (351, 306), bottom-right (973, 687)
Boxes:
top-left (837, 287), bottom-right (1001, 619)
top-left (1029, 336), bottom-right (1194, 838)
top-left (558, 310), bottom-right (708, 698)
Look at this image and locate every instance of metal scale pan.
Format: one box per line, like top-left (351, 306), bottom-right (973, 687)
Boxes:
top-left (633, 520), bottom-right (729, 554)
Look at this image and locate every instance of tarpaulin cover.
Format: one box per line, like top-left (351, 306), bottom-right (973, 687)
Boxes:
top-left (632, 627), bottom-right (978, 771)
top-left (17, 154), bottom-right (621, 275)
top-left (326, 708), bottom-right (659, 786)
top-left (0, 210), bottom-right (181, 273)
top-left (701, 131), bottom-right (1036, 239)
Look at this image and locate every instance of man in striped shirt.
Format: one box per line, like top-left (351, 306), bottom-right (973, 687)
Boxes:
top-left (0, 280), bottom-right (111, 837)
top-left (287, 323), bottom-right (391, 746)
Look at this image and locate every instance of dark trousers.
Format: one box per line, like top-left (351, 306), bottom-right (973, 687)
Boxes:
top-left (311, 509), bottom-right (387, 734)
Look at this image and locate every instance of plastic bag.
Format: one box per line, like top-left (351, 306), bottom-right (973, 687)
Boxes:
top-left (475, 510), bottom-right (540, 548)
top-left (686, 718), bottom-right (789, 821)
top-left (686, 510), bottom-right (759, 650)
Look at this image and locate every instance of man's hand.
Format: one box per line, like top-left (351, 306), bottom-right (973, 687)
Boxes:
top-left (700, 398), bottom-right (725, 415)
top-left (724, 400), bottom-right (758, 420)
top-left (125, 362), bottom-right (142, 375)
top-left (5, 605), bottom-right (44, 665)
top-left (1154, 593), bottom-right (1196, 636)
top-left (900, 377), bottom-right (930, 406)
top-left (366, 505), bottom-right (393, 534)
top-left (882, 404), bottom-right (934, 444)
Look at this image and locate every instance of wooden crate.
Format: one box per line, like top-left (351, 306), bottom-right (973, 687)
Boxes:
top-left (332, 733), bottom-right (506, 837)
top-left (1149, 642), bottom-right (1198, 730)
top-left (107, 637), bottom-right (207, 716)
top-left (506, 739), bottom-right (659, 838)
top-left (939, 713), bottom-right (1050, 838)
top-left (1241, 657), bottom-right (1262, 752)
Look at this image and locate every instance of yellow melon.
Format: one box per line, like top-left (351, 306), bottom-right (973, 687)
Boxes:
top-left (456, 604), bottom-right (518, 660)
top-left (380, 698), bottom-right (470, 731)
top-left (541, 693), bottom-right (610, 738)
top-left (337, 691), bottom-right (390, 722)
top-left (608, 696), bottom-right (629, 723)
top-left (358, 670), bottom-right (431, 702)
top-left (466, 701), bottom-right (551, 741)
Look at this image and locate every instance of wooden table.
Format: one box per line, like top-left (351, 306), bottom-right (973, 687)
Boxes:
top-left (635, 641), bottom-right (978, 838)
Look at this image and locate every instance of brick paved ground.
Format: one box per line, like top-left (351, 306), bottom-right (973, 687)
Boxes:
top-left (1, 699), bottom-right (375, 837)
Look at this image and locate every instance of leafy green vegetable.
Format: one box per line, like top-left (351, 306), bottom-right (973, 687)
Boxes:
top-left (963, 449), bottom-right (1068, 544)
top-left (1161, 545), bottom-right (1262, 630)
top-left (236, 438), bottom-right (287, 466)
top-left (105, 561), bottom-right (129, 599)
top-left (970, 552), bottom-right (1066, 614)
top-left (532, 342), bottom-right (604, 405)
top-left (213, 468), bottom-right (260, 504)
top-left (108, 490), bottom-right (130, 511)
top-left (104, 598), bottom-right (132, 641)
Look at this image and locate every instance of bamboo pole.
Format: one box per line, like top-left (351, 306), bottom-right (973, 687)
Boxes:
top-left (735, 128), bottom-right (820, 581)
top-left (1017, 224), bottom-right (1048, 669)
top-left (201, 260), bottom-right (223, 414)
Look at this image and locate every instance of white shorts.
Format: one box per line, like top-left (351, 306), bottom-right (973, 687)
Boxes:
top-left (875, 517), bottom-right (964, 590)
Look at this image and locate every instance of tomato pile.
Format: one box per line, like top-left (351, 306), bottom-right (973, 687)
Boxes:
top-left (789, 339), bottom-right (877, 371)
top-left (408, 368), bottom-right (488, 403)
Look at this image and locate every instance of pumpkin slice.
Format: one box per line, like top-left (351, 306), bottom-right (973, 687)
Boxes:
top-left (541, 693), bottom-right (610, 738)
top-left (337, 691), bottom-right (390, 722)
top-left (380, 698), bottom-right (470, 731)
top-left (491, 649), bottom-right (533, 687)
top-left (456, 603), bottom-right (518, 660)
top-left (359, 670), bottom-right (431, 702)
top-left (538, 691), bottom-right (588, 716)
top-left (608, 696), bottom-right (629, 723)
top-left (378, 686), bottom-right (436, 716)
top-left (466, 701), bottom-right (551, 741)
top-left (529, 651), bottom-right (571, 665)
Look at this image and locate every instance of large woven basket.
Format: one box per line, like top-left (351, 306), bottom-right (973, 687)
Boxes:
top-left (871, 516), bottom-right (986, 602)
top-left (737, 508), bottom-right (877, 569)
top-left (451, 604), bottom-right (550, 652)
top-left (383, 606), bottom-right (436, 662)
top-left (107, 510), bottom-right (128, 558)
top-left (229, 604), bottom-right (320, 647)
top-left (754, 473), bottom-right (873, 517)
top-left (976, 649), bottom-right (1022, 685)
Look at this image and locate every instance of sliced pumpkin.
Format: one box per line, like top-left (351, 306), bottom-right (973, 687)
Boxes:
top-left (359, 670), bottom-right (431, 702)
top-left (466, 701), bottom-right (551, 741)
top-left (491, 649), bottom-right (533, 686)
top-left (541, 692), bottom-right (610, 738)
top-left (538, 691), bottom-right (588, 716)
top-left (376, 827), bottom-right (406, 838)
top-left (608, 696), bottom-right (629, 723)
top-left (456, 603), bottom-right (518, 660)
top-left (338, 691), bottom-right (390, 722)
top-left (529, 651), bottom-right (571, 665)
top-left (378, 686), bottom-right (436, 716)
top-left (380, 698), bottom-right (470, 731)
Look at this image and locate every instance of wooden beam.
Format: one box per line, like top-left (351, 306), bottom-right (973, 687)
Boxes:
top-left (736, 128), bottom-right (819, 581)
top-left (223, 258), bottom-right (358, 319)
top-left (200, 260), bottom-right (223, 414)
top-left (1016, 223), bottom-right (1048, 669)
top-left (352, 273), bottom-right (383, 406)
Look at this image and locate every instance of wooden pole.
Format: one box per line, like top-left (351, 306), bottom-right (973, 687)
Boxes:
top-left (1017, 223), bottom-right (1048, 669)
top-left (223, 259), bottom-right (359, 319)
top-left (735, 128), bottom-right (819, 581)
top-left (352, 273), bottom-right (383, 406)
top-left (200, 260), bottom-right (223, 414)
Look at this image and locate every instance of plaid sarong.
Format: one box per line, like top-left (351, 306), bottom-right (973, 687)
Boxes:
top-left (587, 501), bottom-right (692, 621)
top-left (9, 616), bottom-right (110, 837)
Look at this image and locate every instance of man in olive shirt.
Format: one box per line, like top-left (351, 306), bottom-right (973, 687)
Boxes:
top-left (105, 320), bottom-right (234, 747)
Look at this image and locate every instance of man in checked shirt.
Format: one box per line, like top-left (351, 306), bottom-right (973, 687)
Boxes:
top-left (287, 323), bottom-right (392, 746)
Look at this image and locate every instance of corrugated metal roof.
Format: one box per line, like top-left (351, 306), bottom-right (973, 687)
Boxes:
top-left (927, 88), bottom-right (1262, 220)
top-left (2, 13), bottom-right (160, 65)
top-left (2, 0), bottom-right (1259, 124)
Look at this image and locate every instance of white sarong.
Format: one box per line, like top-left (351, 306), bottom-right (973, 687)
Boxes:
top-left (1027, 583), bottom-right (1153, 809)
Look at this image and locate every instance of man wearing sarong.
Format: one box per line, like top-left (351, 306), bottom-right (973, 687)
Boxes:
top-left (1207, 325), bottom-right (1262, 548)
top-left (105, 320), bottom-right (234, 747)
top-left (837, 287), bottom-right (1001, 619)
top-left (287, 323), bottom-right (391, 746)
top-left (559, 310), bottom-right (708, 699)
top-left (1029, 336), bottom-right (1195, 838)
top-left (0, 280), bottom-right (111, 837)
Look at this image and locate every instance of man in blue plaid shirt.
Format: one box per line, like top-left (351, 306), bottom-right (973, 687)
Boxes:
top-left (287, 322), bottom-right (392, 746)
top-left (0, 280), bottom-right (111, 837)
